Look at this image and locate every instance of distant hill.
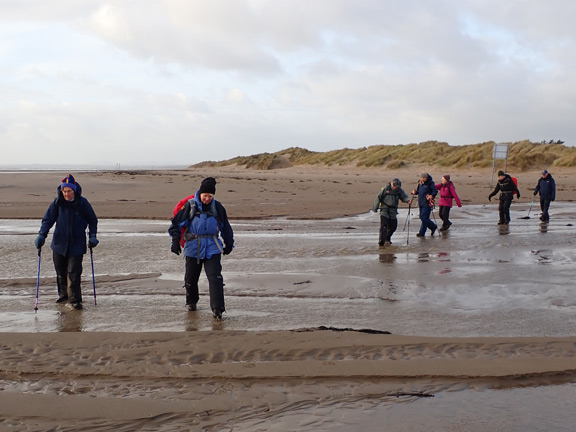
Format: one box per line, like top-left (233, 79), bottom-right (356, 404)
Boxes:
top-left (193, 140), bottom-right (575, 171)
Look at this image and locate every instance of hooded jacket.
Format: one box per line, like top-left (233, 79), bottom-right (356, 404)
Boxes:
top-left (415, 176), bottom-right (438, 207)
top-left (435, 181), bottom-right (462, 208)
top-left (534, 174), bottom-right (556, 201)
top-left (39, 183), bottom-right (98, 256)
top-left (169, 192), bottom-right (234, 260)
top-left (372, 183), bottom-right (410, 219)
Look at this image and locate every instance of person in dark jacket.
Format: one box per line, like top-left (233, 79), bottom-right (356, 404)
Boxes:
top-left (534, 169), bottom-right (556, 222)
top-left (488, 170), bottom-right (520, 225)
top-left (411, 173), bottom-right (438, 237)
top-left (372, 178), bottom-right (411, 245)
top-left (169, 177), bottom-right (234, 320)
top-left (34, 174), bottom-right (98, 310)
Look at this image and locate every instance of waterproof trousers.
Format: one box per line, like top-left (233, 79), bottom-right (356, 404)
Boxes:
top-left (498, 197), bottom-right (512, 224)
top-left (540, 198), bottom-right (551, 222)
top-left (185, 254), bottom-right (225, 312)
top-left (379, 216), bottom-right (398, 245)
top-left (418, 205), bottom-right (437, 236)
top-left (53, 251), bottom-right (83, 304)
top-left (439, 206), bottom-right (452, 230)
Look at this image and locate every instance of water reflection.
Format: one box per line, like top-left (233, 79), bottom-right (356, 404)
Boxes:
top-left (540, 222), bottom-right (548, 234)
top-left (497, 225), bottom-right (510, 235)
top-left (57, 308), bottom-right (84, 332)
top-left (378, 253), bottom-right (397, 264)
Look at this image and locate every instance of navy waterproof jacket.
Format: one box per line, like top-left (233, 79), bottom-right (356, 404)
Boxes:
top-left (534, 175), bottom-right (556, 201)
top-left (415, 176), bottom-right (438, 206)
top-left (39, 183), bottom-right (98, 257)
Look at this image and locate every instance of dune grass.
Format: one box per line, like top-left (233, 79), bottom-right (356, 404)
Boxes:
top-left (193, 140), bottom-right (575, 171)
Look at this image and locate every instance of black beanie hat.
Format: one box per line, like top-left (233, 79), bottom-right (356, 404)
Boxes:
top-left (199, 177), bottom-right (216, 195)
top-left (497, 170), bottom-right (505, 176)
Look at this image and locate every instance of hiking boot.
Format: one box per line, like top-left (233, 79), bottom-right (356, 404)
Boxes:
top-left (430, 227), bottom-right (437, 236)
top-left (385, 238), bottom-right (392, 245)
top-left (213, 309), bottom-right (223, 320)
top-left (497, 220), bottom-right (505, 225)
top-left (416, 233), bottom-right (425, 237)
top-left (66, 302), bottom-right (83, 310)
top-left (187, 303), bottom-right (197, 311)
top-left (56, 296), bottom-right (68, 304)
top-left (378, 241), bottom-right (385, 247)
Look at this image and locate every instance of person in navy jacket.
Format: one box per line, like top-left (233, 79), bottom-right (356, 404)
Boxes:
top-left (169, 177), bottom-right (234, 319)
top-left (412, 173), bottom-right (438, 237)
top-left (534, 169), bottom-right (556, 222)
top-left (34, 174), bottom-right (98, 310)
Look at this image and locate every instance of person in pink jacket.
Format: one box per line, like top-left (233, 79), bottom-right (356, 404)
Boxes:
top-left (435, 175), bottom-right (462, 232)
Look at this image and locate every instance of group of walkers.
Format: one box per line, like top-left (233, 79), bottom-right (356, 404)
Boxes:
top-left (372, 169), bottom-right (557, 245)
top-left (31, 169), bottom-right (557, 314)
top-left (34, 175), bottom-right (234, 319)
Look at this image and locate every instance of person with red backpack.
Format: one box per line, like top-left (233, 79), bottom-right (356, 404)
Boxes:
top-left (169, 177), bottom-right (234, 319)
top-left (488, 170), bottom-right (520, 225)
top-left (435, 175), bottom-right (462, 232)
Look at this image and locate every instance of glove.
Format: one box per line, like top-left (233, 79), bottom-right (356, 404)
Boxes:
top-left (534, 191), bottom-right (538, 196)
top-left (223, 244), bottom-right (233, 255)
top-left (517, 192), bottom-right (520, 199)
top-left (171, 241), bottom-right (181, 255)
top-left (488, 195), bottom-right (493, 202)
top-left (88, 236), bottom-right (99, 248)
top-left (34, 234), bottom-right (46, 249)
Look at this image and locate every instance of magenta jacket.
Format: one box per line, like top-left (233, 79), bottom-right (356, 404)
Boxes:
top-left (435, 182), bottom-right (462, 208)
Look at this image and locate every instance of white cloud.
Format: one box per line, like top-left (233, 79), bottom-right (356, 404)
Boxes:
top-left (0, 0), bottom-right (575, 166)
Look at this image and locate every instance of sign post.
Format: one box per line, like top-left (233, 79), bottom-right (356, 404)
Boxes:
top-left (491, 143), bottom-right (509, 188)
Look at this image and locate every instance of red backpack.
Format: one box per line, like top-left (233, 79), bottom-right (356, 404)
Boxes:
top-left (511, 177), bottom-right (518, 196)
top-left (173, 195), bottom-right (195, 246)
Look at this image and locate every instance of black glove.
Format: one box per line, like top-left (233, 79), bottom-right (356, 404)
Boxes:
top-left (534, 191), bottom-right (538, 196)
top-left (171, 240), bottom-right (181, 255)
top-left (34, 234), bottom-right (46, 249)
top-left (223, 244), bottom-right (233, 255)
top-left (488, 195), bottom-right (492, 202)
top-left (517, 192), bottom-right (520, 199)
top-left (88, 235), bottom-right (99, 248)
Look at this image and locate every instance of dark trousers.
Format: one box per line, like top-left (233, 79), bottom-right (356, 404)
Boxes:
top-left (439, 206), bottom-right (451, 229)
top-left (418, 205), bottom-right (437, 235)
top-left (540, 199), bottom-right (551, 221)
top-left (499, 197), bottom-right (512, 223)
top-left (185, 254), bottom-right (225, 312)
top-left (379, 216), bottom-right (398, 244)
top-left (53, 251), bottom-right (83, 304)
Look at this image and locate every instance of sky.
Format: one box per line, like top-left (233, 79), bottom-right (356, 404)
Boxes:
top-left (1, 0), bottom-right (575, 167)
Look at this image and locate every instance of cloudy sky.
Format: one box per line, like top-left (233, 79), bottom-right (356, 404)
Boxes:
top-left (1, 0), bottom-right (575, 167)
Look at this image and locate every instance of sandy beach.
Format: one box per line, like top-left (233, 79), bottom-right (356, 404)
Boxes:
top-left (1, 166), bottom-right (576, 431)
top-left (2, 165), bottom-right (576, 220)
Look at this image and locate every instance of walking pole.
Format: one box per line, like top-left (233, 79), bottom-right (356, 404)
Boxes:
top-left (406, 200), bottom-right (412, 245)
top-left (34, 249), bottom-right (41, 313)
top-left (520, 198), bottom-right (534, 219)
top-left (90, 245), bottom-right (97, 305)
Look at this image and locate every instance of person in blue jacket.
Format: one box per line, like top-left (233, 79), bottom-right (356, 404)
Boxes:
top-left (169, 177), bottom-right (234, 319)
top-left (34, 174), bottom-right (98, 310)
top-left (534, 169), bottom-right (556, 222)
top-left (411, 172), bottom-right (438, 237)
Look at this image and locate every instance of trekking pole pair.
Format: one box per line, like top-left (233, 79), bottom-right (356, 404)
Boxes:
top-left (33, 246), bottom-right (98, 311)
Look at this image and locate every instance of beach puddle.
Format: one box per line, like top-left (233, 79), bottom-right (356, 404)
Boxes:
top-left (1, 204), bottom-right (576, 430)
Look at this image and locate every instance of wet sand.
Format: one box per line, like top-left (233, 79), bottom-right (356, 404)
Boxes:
top-left (1, 167), bottom-right (576, 430)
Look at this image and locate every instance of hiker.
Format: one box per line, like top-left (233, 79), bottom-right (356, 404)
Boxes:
top-left (435, 174), bottom-right (462, 232)
top-left (488, 170), bottom-right (520, 225)
top-left (34, 174), bottom-right (98, 310)
top-left (169, 177), bottom-right (234, 320)
top-left (372, 178), bottom-right (411, 245)
top-left (534, 169), bottom-right (556, 222)
top-left (411, 173), bottom-right (438, 237)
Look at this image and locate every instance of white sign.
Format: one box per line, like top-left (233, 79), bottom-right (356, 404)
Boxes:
top-left (493, 143), bottom-right (509, 160)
